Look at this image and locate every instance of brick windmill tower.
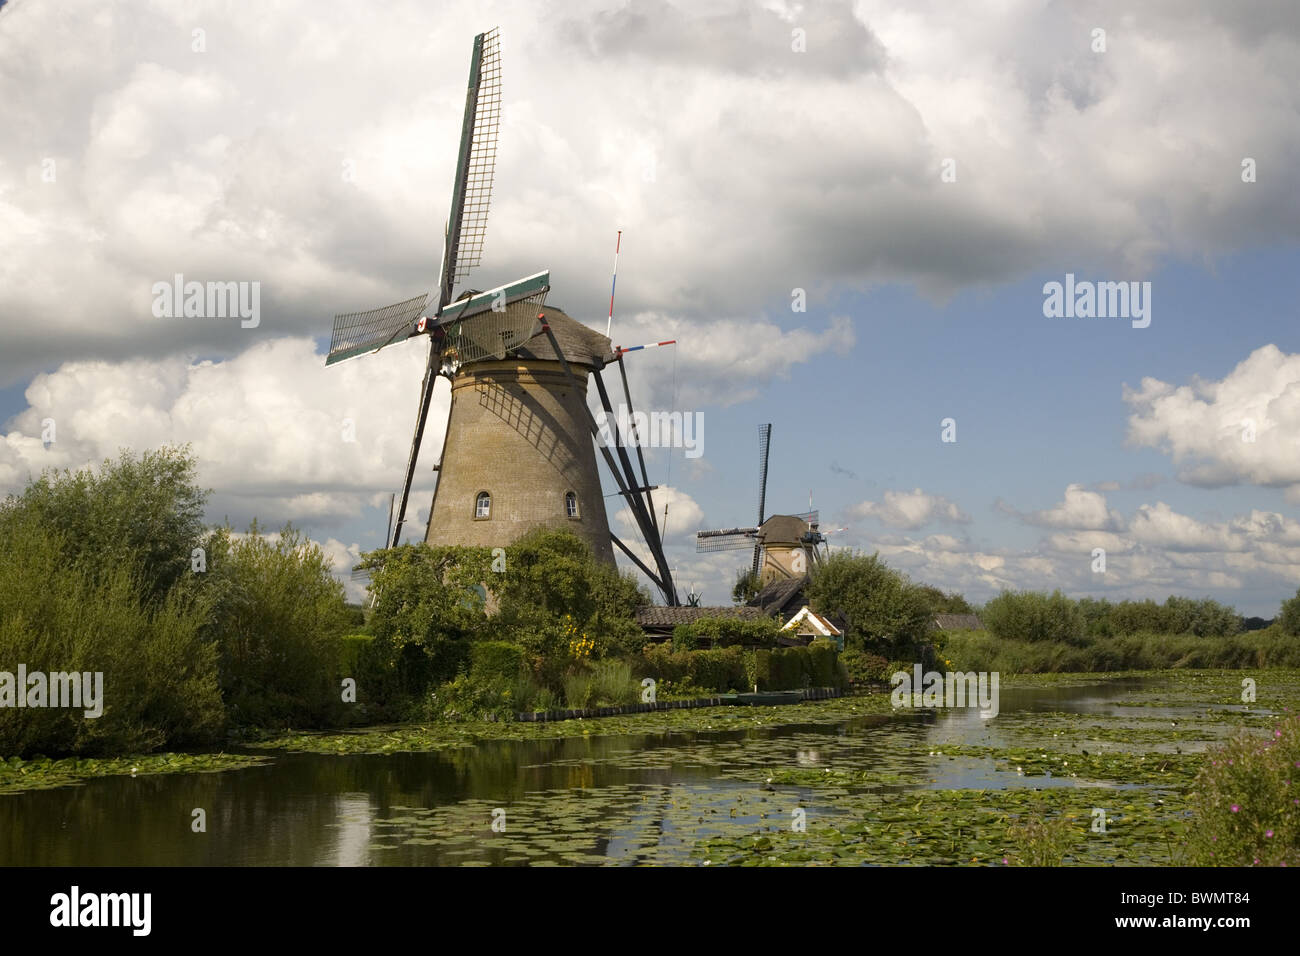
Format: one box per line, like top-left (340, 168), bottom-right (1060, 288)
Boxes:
top-left (323, 29), bottom-right (678, 603)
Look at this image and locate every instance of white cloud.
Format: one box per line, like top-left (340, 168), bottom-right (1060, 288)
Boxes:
top-left (3, 0), bottom-right (1299, 383)
top-left (0, 336), bottom-right (445, 532)
top-left (1125, 344), bottom-right (1300, 499)
top-left (840, 493), bottom-right (1300, 615)
top-left (1004, 483), bottom-right (1126, 531)
top-left (610, 312), bottom-right (855, 409)
top-left (1128, 502), bottom-right (1246, 553)
top-left (850, 487), bottom-right (969, 530)
top-left (613, 484), bottom-right (705, 549)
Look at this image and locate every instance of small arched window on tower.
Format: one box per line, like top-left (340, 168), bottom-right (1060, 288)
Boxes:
top-left (475, 491), bottom-right (491, 519)
top-left (565, 491), bottom-right (579, 519)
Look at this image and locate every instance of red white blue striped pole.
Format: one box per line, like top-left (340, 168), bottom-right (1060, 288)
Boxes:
top-left (606, 230), bottom-right (621, 337)
top-left (615, 339), bottom-right (676, 356)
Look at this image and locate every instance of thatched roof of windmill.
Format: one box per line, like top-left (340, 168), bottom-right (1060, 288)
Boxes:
top-left (514, 305), bottom-right (615, 369)
top-left (757, 514), bottom-right (813, 546)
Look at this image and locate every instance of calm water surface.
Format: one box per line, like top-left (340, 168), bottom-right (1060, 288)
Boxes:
top-left (1, 678), bottom-right (1179, 865)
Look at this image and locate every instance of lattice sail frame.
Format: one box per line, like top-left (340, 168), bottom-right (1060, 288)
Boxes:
top-left (326, 294), bottom-right (430, 366)
top-left (440, 288), bottom-right (546, 368)
top-left (696, 528), bottom-right (759, 553)
top-left (452, 27), bottom-right (500, 288)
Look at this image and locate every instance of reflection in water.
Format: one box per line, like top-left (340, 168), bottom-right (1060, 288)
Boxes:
top-left (0, 678), bottom-right (1179, 866)
top-left (333, 794), bottom-right (372, 867)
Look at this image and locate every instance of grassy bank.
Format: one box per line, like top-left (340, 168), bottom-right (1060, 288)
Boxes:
top-left (943, 628), bottom-right (1300, 673)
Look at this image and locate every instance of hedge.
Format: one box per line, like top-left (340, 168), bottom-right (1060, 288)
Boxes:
top-left (670, 616), bottom-right (782, 650)
top-left (640, 645), bottom-right (747, 692)
top-left (642, 644), bottom-right (845, 693)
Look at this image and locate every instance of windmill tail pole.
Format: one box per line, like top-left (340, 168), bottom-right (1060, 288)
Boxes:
top-left (614, 340), bottom-right (676, 356)
top-left (606, 230), bottom-right (621, 338)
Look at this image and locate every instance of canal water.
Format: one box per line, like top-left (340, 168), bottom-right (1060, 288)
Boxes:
top-left (0, 678), bottom-right (1198, 865)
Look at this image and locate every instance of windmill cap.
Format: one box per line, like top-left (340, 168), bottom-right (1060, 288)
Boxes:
top-left (514, 305), bottom-right (615, 369)
top-left (758, 514), bottom-right (816, 545)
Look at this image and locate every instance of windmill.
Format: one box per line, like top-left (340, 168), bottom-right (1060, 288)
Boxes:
top-left (325, 28), bottom-right (678, 605)
top-left (695, 424), bottom-right (826, 583)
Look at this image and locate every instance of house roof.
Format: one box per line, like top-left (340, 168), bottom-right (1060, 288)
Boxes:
top-left (932, 613), bottom-right (983, 630)
top-left (781, 606), bottom-right (843, 636)
top-left (749, 575), bottom-right (807, 616)
top-left (635, 605), bottom-right (767, 628)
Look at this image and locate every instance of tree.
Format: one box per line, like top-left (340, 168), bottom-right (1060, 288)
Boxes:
top-left (1279, 588), bottom-right (1300, 636)
top-left (0, 453), bottom-right (223, 756)
top-left (981, 590), bottom-right (1085, 644)
top-left (731, 568), bottom-right (761, 605)
top-left (361, 542), bottom-right (494, 691)
top-left (1, 445), bottom-right (209, 604)
top-left (806, 551), bottom-right (931, 655)
top-left (914, 584), bottom-right (973, 615)
top-left (204, 521), bottom-right (353, 727)
top-left (495, 528), bottom-right (647, 665)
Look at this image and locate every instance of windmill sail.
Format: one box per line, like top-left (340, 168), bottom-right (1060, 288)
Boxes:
top-left (696, 527), bottom-right (759, 552)
top-left (326, 293), bottom-right (430, 366)
top-left (391, 27), bottom-right (503, 547)
top-left (438, 27), bottom-right (500, 307)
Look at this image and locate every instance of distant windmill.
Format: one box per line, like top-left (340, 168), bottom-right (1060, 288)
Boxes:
top-left (324, 28), bottom-right (678, 604)
top-left (695, 424), bottom-right (826, 583)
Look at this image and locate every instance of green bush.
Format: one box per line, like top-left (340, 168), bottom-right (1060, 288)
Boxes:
top-left (981, 590), bottom-right (1085, 644)
top-left (2, 446), bottom-right (209, 606)
top-left (1186, 714), bottom-right (1300, 866)
top-left (943, 628), bottom-right (1300, 674)
top-left (670, 626), bottom-right (698, 652)
top-left (670, 616), bottom-right (781, 649)
top-left (985, 592), bottom-right (1245, 644)
top-left (204, 522), bottom-right (352, 728)
top-left (336, 633), bottom-right (405, 722)
top-left (806, 551), bottom-right (932, 654)
top-left (768, 648), bottom-right (808, 690)
top-left (840, 649), bottom-right (889, 683)
top-left (495, 528), bottom-right (647, 641)
top-left (360, 542), bottom-right (493, 678)
top-left (590, 659), bottom-right (639, 707)
top-left (641, 643), bottom-right (689, 683)
top-left (807, 638), bottom-right (839, 687)
top-left (687, 647), bottom-right (746, 692)
top-left (0, 516), bottom-right (224, 757)
top-left (639, 646), bottom-right (746, 693)
top-left (424, 674), bottom-right (516, 722)
top-left (339, 634), bottom-right (373, 677)
top-left (470, 641), bottom-right (527, 685)
top-left (1279, 588), bottom-right (1300, 637)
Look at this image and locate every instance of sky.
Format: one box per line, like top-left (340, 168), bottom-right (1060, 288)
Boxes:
top-left (2, 0), bottom-right (1299, 615)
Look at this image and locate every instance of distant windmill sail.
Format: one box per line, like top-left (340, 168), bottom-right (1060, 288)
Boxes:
top-left (752, 423), bottom-right (771, 576)
top-left (696, 527), bottom-right (759, 552)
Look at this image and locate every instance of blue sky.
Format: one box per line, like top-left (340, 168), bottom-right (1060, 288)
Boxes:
top-left (2, 0), bottom-right (1299, 616)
